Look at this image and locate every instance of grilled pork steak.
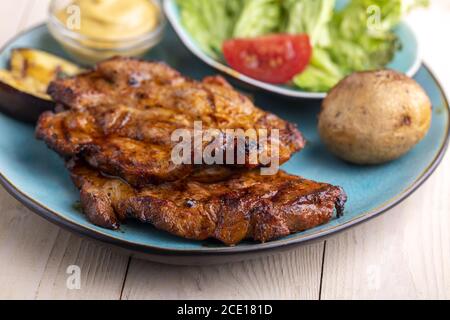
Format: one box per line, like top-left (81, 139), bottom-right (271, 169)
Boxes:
top-left (69, 161), bottom-right (346, 246)
top-left (36, 57), bottom-right (305, 186)
top-left (35, 57), bottom-right (346, 245)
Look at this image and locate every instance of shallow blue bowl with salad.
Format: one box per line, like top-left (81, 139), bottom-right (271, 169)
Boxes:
top-left (164, 0), bottom-right (426, 99)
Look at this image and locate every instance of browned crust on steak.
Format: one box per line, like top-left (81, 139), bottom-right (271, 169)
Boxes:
top-left (69, 161), bottom-right (346, 246)
top-left (36, 57), bottom-right (305, 186)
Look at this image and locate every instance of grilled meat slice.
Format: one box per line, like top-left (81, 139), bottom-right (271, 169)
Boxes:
top-left (69, 161), bottom-right (346, 246)
top-left (36, 57), bottom-right (305, 186)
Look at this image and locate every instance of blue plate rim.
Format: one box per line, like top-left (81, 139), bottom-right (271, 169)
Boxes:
top-left (0, 24), bottom-right (448, 257)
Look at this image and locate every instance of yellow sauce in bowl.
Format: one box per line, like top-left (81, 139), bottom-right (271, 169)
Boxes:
top-left (49, 0), bottom-right (164, 64)
top-left (57, 0), bottom-right (158, 42)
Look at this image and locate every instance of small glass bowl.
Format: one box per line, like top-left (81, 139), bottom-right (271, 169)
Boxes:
top-left (47, 0), bottom-right (166, 65)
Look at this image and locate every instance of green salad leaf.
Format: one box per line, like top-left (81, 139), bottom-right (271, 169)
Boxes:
top-left (293, 48), bottom-right (342, 92)
top-left (293, 65), bottom-right (339, 93)
top-left (284, 0), bottom-right (336, 47)
top-left (327, 0), bottom-right (402, 74)
top-left (177, 0), bottom-right (429, 92)
top-left (233, 0), bottom-right (282, 38)
top-left (297, 0), bottom-right (428, 91)
top-left (177, 0), bottom-right (242, 58)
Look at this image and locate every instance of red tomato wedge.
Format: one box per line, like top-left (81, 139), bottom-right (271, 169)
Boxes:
top-left (222, 34), bottom-right (312, 84)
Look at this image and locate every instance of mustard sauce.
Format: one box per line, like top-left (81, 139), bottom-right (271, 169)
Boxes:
top-left (57, 0), bottom-right (158, 41)
top-left (51, 0), bottom-right (162, 64)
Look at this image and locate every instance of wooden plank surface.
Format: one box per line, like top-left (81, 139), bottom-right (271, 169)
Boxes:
top-left (0, 0), bottom-right (324, 300)
top-left (320, 1), bottom-right (450, 299)
top-left (0, 0), bottom-right (448, 300)
top-left (321, 152), bottom-right (450, 299)
top-left (33, 231), bottom-right (130, 300)
top-left (0, 0), bottom-right (130, 300)
top-left (122, 243), bottom-right (324, 300)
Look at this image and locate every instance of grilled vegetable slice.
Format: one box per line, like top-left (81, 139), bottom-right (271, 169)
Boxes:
top-left (0, 49), bottom-right (81, 123)
top-left (9, 48), bottom-right (80, 97)
top-left (0, 69), bottom-right (53, 123)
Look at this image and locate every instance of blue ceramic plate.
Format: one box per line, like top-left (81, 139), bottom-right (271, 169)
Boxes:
top-left (164, 0), bottom-right (422, 99)
top-left (0, 25), bottom-right (448, 264)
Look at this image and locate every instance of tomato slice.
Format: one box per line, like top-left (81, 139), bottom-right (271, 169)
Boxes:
top-left (223, 34), bottom-right (312, 84)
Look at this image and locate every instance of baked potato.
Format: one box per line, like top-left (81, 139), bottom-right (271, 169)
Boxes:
top-left (318, 70), bottom-right (432, 165)
top-left (0, 48), bottom-right (81, 123)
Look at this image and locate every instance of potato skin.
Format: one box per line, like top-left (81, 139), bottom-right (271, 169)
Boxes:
top-left (318, 70), bottom-right (432, 165)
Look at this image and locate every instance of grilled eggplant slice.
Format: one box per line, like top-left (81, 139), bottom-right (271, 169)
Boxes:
top-left (0, 69), bottom-right (54, 123)
top-left (0, 49), bottom-right (81, 123)
top-left (9, 48), bottom-right (80, 87)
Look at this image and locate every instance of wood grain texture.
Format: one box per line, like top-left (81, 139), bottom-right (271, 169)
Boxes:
top-left (0, 0), bottom-right (60, 300)
top-left (0, 0), bottom-right (326, 301)
top-left (0, 188), bottom-right (60, 299)
top-left (0, 0), bottom-right (449, 300)
top-left (122, 243), bottom-right (324, 300)
top-left (0, 0), bottom-right (30, 44)
top-left (321, 153), bottom-right (450, 299)
top-left (0, 182), bottom-right (130, 299)
top-left (0, 0), bottom-right (130, 300)
top-left (20, 0), bottom-right (52, 29)
top-left (320, 1), bottom-right (450, 300)
top-left (0, 188), bottom-right (129, 299)
top-left (34, 231), bottom-right (130, 300)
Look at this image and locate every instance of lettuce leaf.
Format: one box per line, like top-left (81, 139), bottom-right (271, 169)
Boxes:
top-left (233, 0), bottom-right (282, 38)
top-left (293, 48), bottom-right (342, 92)
top-left (293, 65), bottom-right (341, 92)
top-left (330, 0), bottom-right (402, 73)
top-left (177, 0), bottom-right (243, 58)
top-left (295, 0), bottom-right (428, 91)
top-left (177, 0), bottom-right (428, 92)
top-left (284, 0), bottom-right (336, 47)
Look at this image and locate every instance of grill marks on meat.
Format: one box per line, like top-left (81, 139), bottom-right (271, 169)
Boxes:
top-left (37, 110), bottom-right (193, 186)
top-left (35, 57), bottom-right (346, 245)
top-left (69, 161), bottom-right (346, 245)
top-left (36, 57), bottom-right (305, 186)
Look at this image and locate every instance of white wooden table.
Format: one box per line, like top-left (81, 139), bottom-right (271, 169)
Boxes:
top-left (0, 0), bottom-right (449, 300)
